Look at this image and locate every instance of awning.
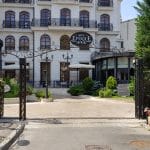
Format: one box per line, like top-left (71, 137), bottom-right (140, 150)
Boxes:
top-left (69, 64), bottom-right (95, 69)
top-left (2, 64), bottom-right (20, 70)
top-left (2, 64), bottom-right (30, 70)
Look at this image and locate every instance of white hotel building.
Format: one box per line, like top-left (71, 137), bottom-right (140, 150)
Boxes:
top-left (0, 0), bottom-right (133, 87)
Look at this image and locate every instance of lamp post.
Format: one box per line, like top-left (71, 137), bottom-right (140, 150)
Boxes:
top-left (62, 51), bottom-right (73, 88)
top-left (0, 39), bottom-right (3, 78)
top-left (41, 52), bottom-right (53, 99)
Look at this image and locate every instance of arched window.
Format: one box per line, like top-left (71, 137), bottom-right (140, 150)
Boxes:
top-left (60, 35), bottom-right (70, 50)
top-left (40, 34), bottom-right (51, 49)
top-left (19, 36), bottom-right (29, 51)
top-left (100, 14), bottom-right (111, 31)
top-left (80, 10), bottom-right (89, 28)
top-left (100, 14), bottom-right (110, 24)
top-left (19, 11), bottom-right (30, 28)
top-left (100, 38), bottom-right (110, 51)
top-left (5, 35), bottom-right (15, 50)
top-left (5, 11), bottom-right (15, 28)
top-left (60, 8), bottom-right (71, 26)
top-left (40, 9), bottom-right (51, 27)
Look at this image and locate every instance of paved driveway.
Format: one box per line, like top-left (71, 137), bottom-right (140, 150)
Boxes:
top-left (4, 95), bottom-right (135, 119)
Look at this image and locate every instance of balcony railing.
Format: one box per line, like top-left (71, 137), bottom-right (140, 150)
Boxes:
top-left (2, 0), bottom-right (32, 4)
top-left (97, 0), bottom-right (113, 7)
top-left (79, 0), bottom-right (92, 3)
top-left (3, 21), bottom-right (31, 29)
top-left (31, 18), bottom-right (97, 28)
top-left (98, 23), bottom-right (113, 31)
top-left (37, 0), bottom-right (92, 3)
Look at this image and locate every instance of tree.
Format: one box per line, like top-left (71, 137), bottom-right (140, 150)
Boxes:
top-left (134, 0), bottom-right (150, 58)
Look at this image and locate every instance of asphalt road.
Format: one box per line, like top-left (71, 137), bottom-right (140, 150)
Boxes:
top-left (10, 119), bottom-right (150, 150)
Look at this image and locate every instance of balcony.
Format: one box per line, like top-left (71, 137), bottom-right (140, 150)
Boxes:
top-left (97, 0), bottom-right (113, 7)
top-left (2, 0), bottom-right (32, 4)
top-left (79, 0), bottom-right (92, 3)
top-left (3, 21), bottom-right (31, 29)
top-left (98, 23), bottom-right (113, 31)
top-left (31, 18), bottom-right (97, 29)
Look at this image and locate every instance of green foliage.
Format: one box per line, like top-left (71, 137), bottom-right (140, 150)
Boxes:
top-left (35, 90), bottom-right (52, 98)
top-left (68, 85), bottom-right (84, 96)
top-left (82, 77), bottom-right (94, 95)
top-left (26, 84), bottom-right (34, 95)
top-left (134, 0), bottom-right (150, 58)
top-left (99, 88), bottom-right (113, 98)
top-left (4, 78), bottom-right (19, 98)
top-left (106, 76), bottom-right (117, 90)
top-left (129, 78), bottom-right (135, 96)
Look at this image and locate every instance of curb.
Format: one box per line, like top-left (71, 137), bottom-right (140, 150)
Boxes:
top-left (0, 122), bottom-right (25, 150)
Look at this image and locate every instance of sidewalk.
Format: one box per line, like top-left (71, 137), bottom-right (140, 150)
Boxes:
top-left (0, 119), bottom-right (25, 150)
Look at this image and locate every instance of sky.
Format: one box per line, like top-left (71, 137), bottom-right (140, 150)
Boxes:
top-left (121, 0), bottom-right (142, 21)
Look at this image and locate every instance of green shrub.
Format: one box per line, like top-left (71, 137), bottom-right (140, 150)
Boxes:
top-left (35, 90), bottom-right (52, 98)
top-left (82, 77), bottom-right (94, 95)
top-left (129, 78), bottom-right (135, 96)
top-left (99, 88), bottom-right (113, 98)
top-left (26, 84), bottom-right (34, 95)
top-left (4, 78), bottom-right (19, 98)
top-left (106, 76), bottom-right (117, 90)
top-left (68, 85), bottom-right (84, 96)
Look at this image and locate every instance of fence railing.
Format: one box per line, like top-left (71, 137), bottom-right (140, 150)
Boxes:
top-left (31, 18), bottom-right (97, 28)
top-left (3, 20), bottom-right (31, 29)
top-left (2, 0), bottom-right (32, 4)
top-left (98, 23), bottom-right (113, 31)
top-left (97, 0), bottom-right (113, 7)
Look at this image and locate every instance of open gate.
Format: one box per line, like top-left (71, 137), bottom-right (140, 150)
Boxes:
top-left (135, 59), bottom-right (150, 119)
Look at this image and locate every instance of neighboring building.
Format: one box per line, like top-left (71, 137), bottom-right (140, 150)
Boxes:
top-left (92, 18), bottom-right (136, 87)
top-left (0, 0), bottom-right (125, 87)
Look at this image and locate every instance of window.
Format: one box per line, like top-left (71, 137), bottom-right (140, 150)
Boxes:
top-left (19, 11), bottom-right (30, 28)
top-left (98, 0), bottom-right (112, 6)
top-left (5, 11), bottom-right (15, 28)
top-left (60, 35), bottom-right (70, 50)
top-left (100, 38), bottom-right (110, 51)
top-left (19, 36), bottom-right (29, 51)
top-left (99, 14), bottom-right (111, 31)
top-left (40, 9), bottom-right (51, 27)
top-left (60, 8), bottom-right (71, 26)
top-left (5, 36), bottom-right (15, 50)
top-left (80, 10), bottom-right (89, 28)
top-left (40, 34), bottom-right (51, 49)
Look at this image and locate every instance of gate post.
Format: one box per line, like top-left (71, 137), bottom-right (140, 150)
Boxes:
top-left (19, 58), bottom-right (26, 120)
top-left (135, 59), bottom-right (144, 119)
top-left (0, 80), bottom-right (4, 118)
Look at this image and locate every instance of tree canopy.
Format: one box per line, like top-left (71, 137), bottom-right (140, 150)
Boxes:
top-left (134, 0), bottom-right (150, 58)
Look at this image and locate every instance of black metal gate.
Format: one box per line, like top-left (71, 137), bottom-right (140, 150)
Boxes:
top-left (19, 58), bottom-right (26, 120)
top-left (135, 59), bottom-right (150, 119)
top-left (0, 80), bottom-right (4, 118)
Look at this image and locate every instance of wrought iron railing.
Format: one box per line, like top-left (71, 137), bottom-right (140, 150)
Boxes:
top-left (2, 0), bottom-right (32, 4)
top-left (97, 0), bottom-right (113, 7)
top-left (98, 23), bottom-right (113, 31)
top-left (3, 20), bottom-right (31, 29)
top-left (31, 18), bottom-right (97, 28)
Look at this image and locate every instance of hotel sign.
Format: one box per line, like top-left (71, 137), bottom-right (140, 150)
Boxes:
top-left (70, 32), bottom-right (93, 46)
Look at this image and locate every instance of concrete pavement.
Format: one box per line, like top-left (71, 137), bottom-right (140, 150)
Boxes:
top-left (4, 96), bottom-right (135, 119)
top-left (10, 118), bottom-right (149, 150)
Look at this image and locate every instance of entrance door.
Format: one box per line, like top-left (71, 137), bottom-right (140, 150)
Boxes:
top-left (60, 62), bottom-right (70, 82)
top-left (40, 62), bottom-right (51, 86)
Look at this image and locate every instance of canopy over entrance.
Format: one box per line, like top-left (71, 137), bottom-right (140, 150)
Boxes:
top-left (69, 64), bottom-right (95, 69)
top-left (69, 64), bottom-right (95, 84)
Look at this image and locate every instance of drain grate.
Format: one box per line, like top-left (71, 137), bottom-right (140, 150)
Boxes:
top-left (85, 145), bottom-right (111, 150)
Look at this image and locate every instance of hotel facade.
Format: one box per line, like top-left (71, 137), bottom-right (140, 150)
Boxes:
top-left (0, 0), bottom-right (134, 87)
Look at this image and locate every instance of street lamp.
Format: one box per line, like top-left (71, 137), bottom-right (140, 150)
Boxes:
top-left (62, 51), bottom-right (73, 87)
top-left (0, 39), bottom-right (3, 78)
top-left (41, 53), bottom-right (53, 99)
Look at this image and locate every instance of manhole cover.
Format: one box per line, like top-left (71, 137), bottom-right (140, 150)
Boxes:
top-left (17, 140), bottom-right (30, 146)
top-left (85, 145), bottom-right (111, 150)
